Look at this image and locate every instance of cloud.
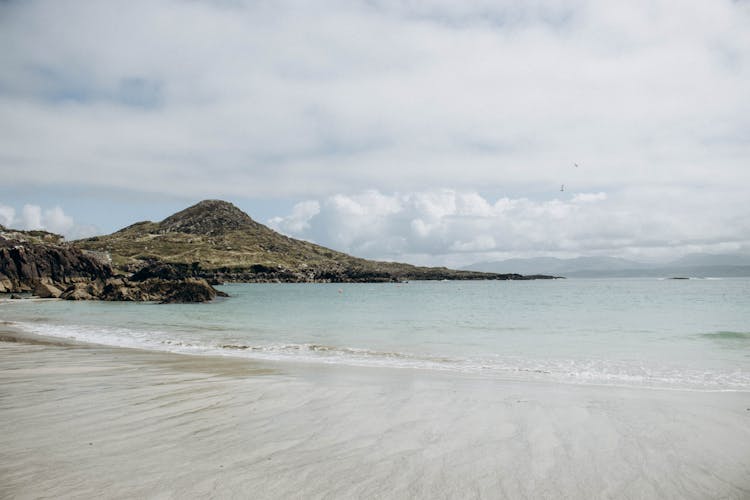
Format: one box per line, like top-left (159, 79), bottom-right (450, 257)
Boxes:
top-left (0, 0), bottom-right (748, 201)
top-left (20, 204), bottom-right (43, 230)
top-left (572, 192), bottom-right (607, 203)
top-left (41, 206), bottom-right (74, 235)
top-left (268, 200), bottom-right (320, 234)
top-left (268, 187), bottom-right (750, 266)
top-left (0, 1), bottom-right (748, 261)
top-left (0, 203), bottom-right (99, 240)
top-left (0, 204), bottom-right (14, 227)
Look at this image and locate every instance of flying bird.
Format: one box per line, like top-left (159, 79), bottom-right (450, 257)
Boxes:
top-left (574, 163), bottom-right (579, 168)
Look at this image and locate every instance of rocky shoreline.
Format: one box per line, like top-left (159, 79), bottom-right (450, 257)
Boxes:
top-left (121, 260), bottom-right (555, 284)
top-left (1, 226), bottom-right (225, 303)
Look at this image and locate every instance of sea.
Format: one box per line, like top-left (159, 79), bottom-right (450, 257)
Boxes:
top-left (3, 278), bottom-right (749, 392)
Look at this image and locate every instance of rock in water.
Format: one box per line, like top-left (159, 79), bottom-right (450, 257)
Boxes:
top-left (99, 277), bottom-right (224, 303)
top-left (154, 278), bottom-right (222, 304)
top-left (99, 278), bottom-right (149, 301)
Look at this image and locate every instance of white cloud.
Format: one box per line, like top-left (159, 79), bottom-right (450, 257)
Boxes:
top-left (268, 187), bottom-right (750, 266)
top-left (20, 204), bottom-right (43, 230)
top-left (0, 1), bottom-right (748, 261)
top-left (42, 206), bottom-right (74, 235)
top-left (0, 204), bottom-right (14, 227)
top-left (0, 0), bottom-right (747, 201)
top-left (268, 200), bottom-right (320, 234)
top-left (0, 203), bottom-right (99, 240)
top-left (451, 235), bottom-right (497, 253)
top-left (572, 192), bottom-right (607, 203)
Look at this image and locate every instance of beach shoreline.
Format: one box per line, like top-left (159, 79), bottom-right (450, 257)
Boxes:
top-left (2, 326), bottom-right (749, 499)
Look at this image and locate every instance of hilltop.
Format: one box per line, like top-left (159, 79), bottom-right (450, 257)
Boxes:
top-left (75, 200), bottom-right (555, 282)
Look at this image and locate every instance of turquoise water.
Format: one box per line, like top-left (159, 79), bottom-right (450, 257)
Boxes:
top-left (3, 278), bottom-right (750, 391)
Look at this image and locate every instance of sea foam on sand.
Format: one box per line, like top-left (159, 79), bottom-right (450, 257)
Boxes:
top-left (1, 330), bottom-right (749, 499)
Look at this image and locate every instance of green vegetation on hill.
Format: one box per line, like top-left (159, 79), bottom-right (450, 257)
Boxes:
top-left (0, 225), bottom-right (65, 245)
top-left (75, 200), bottom-right (553, 282)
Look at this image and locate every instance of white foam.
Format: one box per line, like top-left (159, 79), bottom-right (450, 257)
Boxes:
top-left (10, 320), bottom-right (750, 392)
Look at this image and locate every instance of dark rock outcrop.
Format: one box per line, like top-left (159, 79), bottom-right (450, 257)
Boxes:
top-left (33, 281), bottom-right (65, 298)
top-left (130, 262), bottom-right (201, 281)
top-left (139, 278), bottom-right (227, 304)
top-left (2, 227), bottom-right (225, 303)
top-left (59, 281), bottom-right (102, 301)
top-left (71, 277), bottom-right (228, 303)
top-left (56, 276), bottom-right (225, 303)
top-left (0, 228), bottom-right (112, 293)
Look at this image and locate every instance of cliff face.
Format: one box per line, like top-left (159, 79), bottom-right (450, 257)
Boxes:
top-left (0, 227), bottom-right (112, 293)
top-left (76, 200), bottom-right (557, 283)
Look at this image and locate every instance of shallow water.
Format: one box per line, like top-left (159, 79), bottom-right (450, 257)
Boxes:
top-left (2, 278), bottom-right (749, 391)
top-left (2, 341), bottom-right (749, 500)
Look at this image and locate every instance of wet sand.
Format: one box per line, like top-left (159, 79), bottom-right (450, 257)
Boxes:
top-left (1, 328), bottom-right (749, 499)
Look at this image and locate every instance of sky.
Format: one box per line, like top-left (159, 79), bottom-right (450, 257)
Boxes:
top-left (1, 0), bottom-right (749, 267)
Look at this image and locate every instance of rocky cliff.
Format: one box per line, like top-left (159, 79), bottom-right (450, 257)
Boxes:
top-left (0, 226), bottom-right (224, 302)
top-left (0, 226), bottom-right (112, 293)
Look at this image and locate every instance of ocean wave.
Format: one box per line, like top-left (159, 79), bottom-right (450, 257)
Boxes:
top-left (9, 320), bottom-right (750, 392)
top-left (699, 331), bottom-right (750, 341)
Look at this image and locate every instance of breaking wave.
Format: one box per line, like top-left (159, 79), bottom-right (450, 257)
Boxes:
top-left (9, 320), bottom-right (750, 392)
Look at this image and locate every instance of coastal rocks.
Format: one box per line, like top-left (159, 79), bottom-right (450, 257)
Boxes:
top-left (139, 278), bottom-right (227, 304)
top-left (57, 277), bottom-right (226, 303)
top-left (32, 281), bottom-right (64, 299)
top-left (60, 281), bottom-right (102, 301)
top-left (56, 277), bottom-right (227, 303)
top-left (99, 278), bottom-right (146, 301)
top-left (1, 227), bottom-right (225, 303)
top-left (0, 228), bottom-right (112, 293)
top-left (0, 276), bottom-right (12, 293)
top-left (96, 277), bottom-right (226, 303)
top-left (130, 262), bottom-right (201, 281)
top-left (198, 265), bottom-right (557, 284)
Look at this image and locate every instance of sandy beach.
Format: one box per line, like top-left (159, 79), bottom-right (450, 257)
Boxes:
top-left (1, 327), bottom-right (749, 500)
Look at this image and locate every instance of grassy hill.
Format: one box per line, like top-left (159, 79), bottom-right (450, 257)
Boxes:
top-left (75, 200), bottom-right (553, 283)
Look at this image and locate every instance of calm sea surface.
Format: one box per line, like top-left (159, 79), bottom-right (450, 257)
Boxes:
top-left (3, 278), bottom-right (749, 391)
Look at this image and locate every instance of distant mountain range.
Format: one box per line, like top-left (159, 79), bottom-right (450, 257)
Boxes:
top-left (462, 255), bottom-right (750, 278)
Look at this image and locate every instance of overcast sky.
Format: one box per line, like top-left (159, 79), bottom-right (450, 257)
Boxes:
top-left (1, 0), bottom-right (749, 266)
